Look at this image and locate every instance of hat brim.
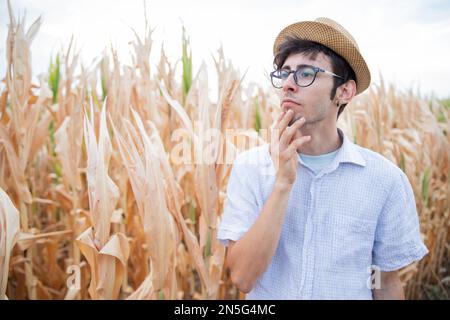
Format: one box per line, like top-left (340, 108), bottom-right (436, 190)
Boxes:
top-left (273, 21), bottom-right (371, 95)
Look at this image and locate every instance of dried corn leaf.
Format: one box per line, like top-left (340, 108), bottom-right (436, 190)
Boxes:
top-left (126, 273), bottom-right (154, 300)
top-left (16, 230), bottom-right (73, 252)
top-left (76, 227), bottom-right (129, 299)
top-left (0, 124), bottom-right (33, 204)
top-left (83, 102), bottom-right (119, 248)
top-left (55, 115), bottom-right (83, 192)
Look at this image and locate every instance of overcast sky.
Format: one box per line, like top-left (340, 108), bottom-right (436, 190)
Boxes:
top-left (1, 0), bottom-right (450, 98)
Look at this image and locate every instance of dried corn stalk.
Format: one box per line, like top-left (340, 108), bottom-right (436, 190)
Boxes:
top-left (76, 102), bottom-right (129, 299)
top-left (113, 109), bottom-right (178, 299)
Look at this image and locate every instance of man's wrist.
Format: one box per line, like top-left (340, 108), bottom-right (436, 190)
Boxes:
top-left (274, 180), bottom-right (294, 192)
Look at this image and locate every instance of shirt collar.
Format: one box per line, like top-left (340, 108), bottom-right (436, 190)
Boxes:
top-left (334, 128), bottom-right (366, 167)
top-left (296, 128), bottom-right (366, 173)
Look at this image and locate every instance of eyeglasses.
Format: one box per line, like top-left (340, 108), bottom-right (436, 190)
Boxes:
top-left (270, 65), bottom-right (344, 89)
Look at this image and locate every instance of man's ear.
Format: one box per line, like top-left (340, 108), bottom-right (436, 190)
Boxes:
top-left (336, 79), bottom-right (357, 105)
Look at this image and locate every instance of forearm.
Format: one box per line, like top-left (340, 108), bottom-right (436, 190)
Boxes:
top-left (227, 182), bottom-right (292, 293)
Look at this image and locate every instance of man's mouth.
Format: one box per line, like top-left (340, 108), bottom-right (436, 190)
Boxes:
top-left (281, 98), bottom-right (300, 109)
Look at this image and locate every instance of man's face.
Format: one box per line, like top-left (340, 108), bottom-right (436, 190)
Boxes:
top-left (279, 52), bottom-right (337, 127)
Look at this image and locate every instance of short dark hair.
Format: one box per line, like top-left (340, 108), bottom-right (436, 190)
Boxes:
top-left (273, 37), bottom-right (356, 119)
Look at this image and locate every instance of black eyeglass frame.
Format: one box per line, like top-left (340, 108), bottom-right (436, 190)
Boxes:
top-left (270, 65), bottom-right (344, 89)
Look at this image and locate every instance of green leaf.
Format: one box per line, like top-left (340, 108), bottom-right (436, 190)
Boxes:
top-left (48, 120), bottom-right (62, 179)
top-left (101, 74), bottom-right (107, 102)
top-left (100, 57), bottom-right (108, 101)
top-left (439, 98), bottom-right (450, 109)
top-left (254, 101), bottom-right (262, 133)
top-left (204, 229), bottom-right (212, 258)
top-left (189, 201), bottom-right (196, 224)
top-left (181, 26), bottom-right (192, 104)
top-left (48, 53), bottom-right (61, 103)
top-left (48, 120), bottom-right (56, 155)
top-left (437, 111), bottom-right (446, 123)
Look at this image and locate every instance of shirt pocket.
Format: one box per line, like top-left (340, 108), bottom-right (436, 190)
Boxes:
top-left (326, 214), bottom-right (376, 268)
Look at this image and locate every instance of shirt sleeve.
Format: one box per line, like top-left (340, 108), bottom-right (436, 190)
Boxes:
top-left (372, 170), bottom-right (429, 271)
top-left (217, 154), bottom-right (260, 247)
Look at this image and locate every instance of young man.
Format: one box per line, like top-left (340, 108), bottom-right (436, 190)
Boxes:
top-left (217, 18), bottom-right (428, 300)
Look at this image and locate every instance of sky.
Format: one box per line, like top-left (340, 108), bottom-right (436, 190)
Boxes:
top-left (1, 0), bottom-right (450, 99)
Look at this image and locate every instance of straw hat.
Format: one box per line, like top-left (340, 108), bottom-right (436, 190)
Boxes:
top-left (273, 17), bottom-right (371, 95)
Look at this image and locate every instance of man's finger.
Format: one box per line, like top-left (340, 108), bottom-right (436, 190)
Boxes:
top-left (279, 117), bottom-right (306, 148)
top-left (276, 110), bottom-right (286, 123)
top-left (285, 135), bottom-right (311, 156)
top-left (274, 109), bottom-right (294, 135)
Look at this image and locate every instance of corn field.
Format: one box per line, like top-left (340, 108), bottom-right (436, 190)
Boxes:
top-left (0, 3), bottom-right (449, 300)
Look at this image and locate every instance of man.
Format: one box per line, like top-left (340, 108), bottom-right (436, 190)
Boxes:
top-left (217, 17), bottom-right (428, 300)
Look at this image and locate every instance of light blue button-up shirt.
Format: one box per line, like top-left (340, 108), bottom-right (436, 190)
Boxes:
top-left (217, 128), bottom-right (428, 300)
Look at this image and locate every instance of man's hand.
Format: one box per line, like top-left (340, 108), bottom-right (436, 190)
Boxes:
top-left (270, 109), bottom-right (311, 187)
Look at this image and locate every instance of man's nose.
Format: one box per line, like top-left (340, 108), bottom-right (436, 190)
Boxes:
top-left (282, 73), bottom-right (298, 93)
